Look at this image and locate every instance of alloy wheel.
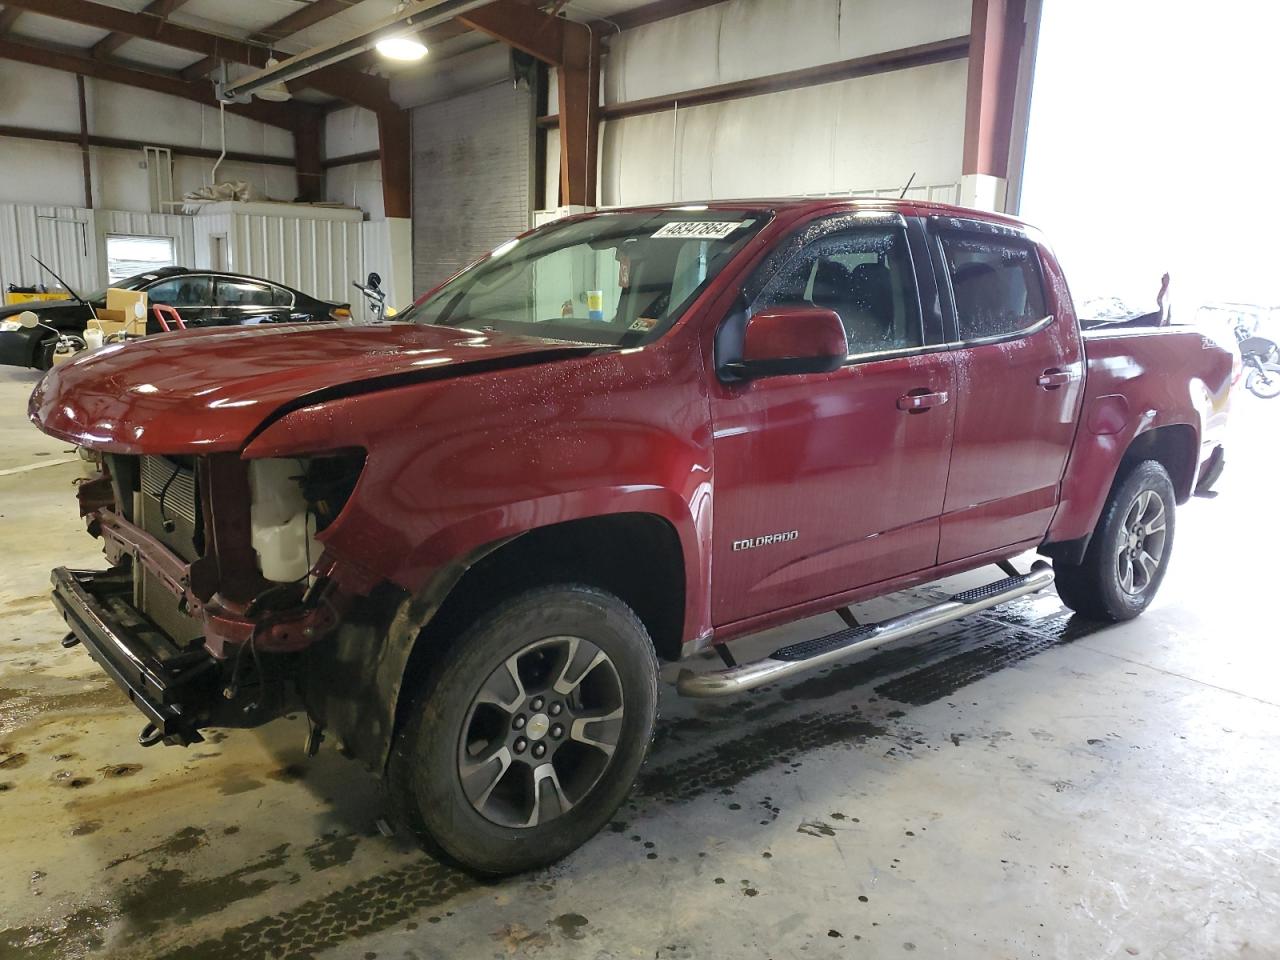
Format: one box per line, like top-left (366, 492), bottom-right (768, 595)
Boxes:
top-left (1116, 488), bottom-right (1167, 595)
top-left (457, 635), bottom-right (625, 829)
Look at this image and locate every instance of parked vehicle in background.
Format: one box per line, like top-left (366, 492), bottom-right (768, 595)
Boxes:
top-left (1233, 323), bottom-right (1280, 399)
top-left (0, 266), bottom-right (350, 370)
top-left (30, 199), bottom-right (1232, 876)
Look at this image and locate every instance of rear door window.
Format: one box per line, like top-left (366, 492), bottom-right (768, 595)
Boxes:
top-left (216, 279), bottom-right (276, 308)
top-left (940, 234), bottom-right (1047, 340)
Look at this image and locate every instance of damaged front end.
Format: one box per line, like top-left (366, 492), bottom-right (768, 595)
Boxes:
top-left (55, 449), bottom-right (373, 747)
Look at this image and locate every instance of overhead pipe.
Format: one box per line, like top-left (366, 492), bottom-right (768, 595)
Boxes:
top-left (217, 0), bottom-right (496, 103)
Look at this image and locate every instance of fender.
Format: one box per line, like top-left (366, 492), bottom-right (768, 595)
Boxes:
top-left (392, 485), bottom-right (711, 641)
top-left (307, 493), bottom-right (708, 773)
top-left (1047, 411), bottom-right (1199, 548)
top-left (1045, 327), bottom-right (1231, 550)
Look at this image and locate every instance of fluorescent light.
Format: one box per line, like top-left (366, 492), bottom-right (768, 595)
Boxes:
top-left (376, 35), bottom-right (428, 61)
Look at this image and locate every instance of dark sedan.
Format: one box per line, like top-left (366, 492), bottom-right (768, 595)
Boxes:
top-left (0, 267), bottom-right (350, 370)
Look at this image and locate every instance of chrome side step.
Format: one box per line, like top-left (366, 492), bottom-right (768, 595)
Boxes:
top-left (676, 561), bottom-right (1055, 698)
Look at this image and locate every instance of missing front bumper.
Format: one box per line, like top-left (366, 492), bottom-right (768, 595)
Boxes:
top-left (50, 566), bottom-right (221, 746)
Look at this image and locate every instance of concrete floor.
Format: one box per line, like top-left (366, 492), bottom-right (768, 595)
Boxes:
top-left (1, 364), bottom-right (1277, 960)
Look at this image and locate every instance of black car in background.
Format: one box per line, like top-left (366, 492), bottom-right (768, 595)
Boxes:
top-left (0, 267), bottom-right (350, 370)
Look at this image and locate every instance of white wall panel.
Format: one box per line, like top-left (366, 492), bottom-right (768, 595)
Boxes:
top-left (602, 0), bottom-right (971, 106)
top-left (0, 137), bottom-right (87, 209)
top-left (0, 204), bottom-right (97, 295)
top-left (189, 203), bottom-right (365, 313)
top-left (0, 61), bottom-right (81, 134)
top-left (1, 205), bottom-right (200, 295)
top-left (324, 106), bottom-right (380, 157)
top-left (326, 160), bottom-right (384, 219)
top-left (600, 59), bottom-right (968, 206)
top-left (0, 60), bottom-right (298, 211)
top-left (360, 218), bottom-right (413, 317)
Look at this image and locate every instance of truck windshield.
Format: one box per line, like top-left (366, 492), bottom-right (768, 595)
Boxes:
top-left (399, 210), bottom-right (768, 346)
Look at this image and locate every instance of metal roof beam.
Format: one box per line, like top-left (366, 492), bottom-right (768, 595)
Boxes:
top-left (1, 0), bottom-right (394, 111)
top-left (0, 35), bottom-right (304, 130)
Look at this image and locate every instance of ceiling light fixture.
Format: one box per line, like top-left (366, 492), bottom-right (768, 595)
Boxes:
top-left (375, 35), bottom-right (429, 60)
top-left (376, 3), bottom-right (428, 61)
top-left (255, 57), bottom-right (293, 101)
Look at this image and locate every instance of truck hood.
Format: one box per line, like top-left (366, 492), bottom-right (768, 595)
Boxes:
top-left (29, 321), bottom-right (603, 453)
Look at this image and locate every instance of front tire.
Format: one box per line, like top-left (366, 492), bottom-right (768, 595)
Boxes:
top-left (387, 585), bottom-right (659, 876)
top-left (1246, 362), bottom-right (1280, 399)
top-left (1054, 459), bottom-right (1176, 622)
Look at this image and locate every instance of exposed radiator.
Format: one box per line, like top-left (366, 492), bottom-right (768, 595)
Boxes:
top-left (140, 455), bottom-right (198, 530)
top-left (136, 455), bottom-right (203, 646)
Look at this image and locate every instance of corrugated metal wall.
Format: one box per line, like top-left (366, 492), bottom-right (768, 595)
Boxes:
top-left (411, 82), bottom-right (533, 292)
top-left (0, 205), bottom-right (195, 296)
top-left (0, 204), bottom-right (97, 295)
top-left (544, 0), bottom-right (972, 208)
top-left (1, 199), bottom-right (399, 321)
top-left (192, 206), bottom-right (367, 316)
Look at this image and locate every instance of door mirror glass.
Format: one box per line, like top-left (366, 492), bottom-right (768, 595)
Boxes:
top-left (727, 306), bottom-right (847, 379)
top-left (17, 310), bottom-right (39, 329)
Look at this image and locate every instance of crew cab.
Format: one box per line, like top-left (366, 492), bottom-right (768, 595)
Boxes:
top-left (28, 199), bottom-right (1231, 876)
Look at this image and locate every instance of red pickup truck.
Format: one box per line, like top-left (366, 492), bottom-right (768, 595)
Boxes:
top-left (29, 199), bottom-right (1231, 875)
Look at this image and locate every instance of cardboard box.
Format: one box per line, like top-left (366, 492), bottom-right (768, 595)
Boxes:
top-left (89, 288), bottom-right (149, 338)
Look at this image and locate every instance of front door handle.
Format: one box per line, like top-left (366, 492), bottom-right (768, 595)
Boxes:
top-left (897, 389), bottom-right (950, 413)
top-left (1038, 369), bottom-right (1073, 389)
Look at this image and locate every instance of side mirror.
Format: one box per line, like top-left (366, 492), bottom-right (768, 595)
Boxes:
top-left (726, 306), bottom-right (847, 379)
top-left (17, 310), bottom-right (39, 329)
top-left (366, 272), bottom-right (382, 291)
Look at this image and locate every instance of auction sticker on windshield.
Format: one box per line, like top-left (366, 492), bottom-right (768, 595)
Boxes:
top-left (651, 221), bottom-right (744, 240)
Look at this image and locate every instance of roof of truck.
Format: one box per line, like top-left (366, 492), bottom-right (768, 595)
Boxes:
top-left (601, 196), bottom-right (1034, 231)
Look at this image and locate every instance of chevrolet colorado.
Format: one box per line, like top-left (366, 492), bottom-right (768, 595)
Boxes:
top-left (28, 199), bottom-right (1232, 875)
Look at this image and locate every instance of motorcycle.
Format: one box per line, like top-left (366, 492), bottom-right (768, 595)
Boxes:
top-left (353, 271), bottom-right (396, 323)
top-left (13, 310), bottom-right (87, 364)
top-left (1234, 323), bottom-right (1280, 399)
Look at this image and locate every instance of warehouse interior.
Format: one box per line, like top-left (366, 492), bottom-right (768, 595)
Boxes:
top-left (0, 1), bottom-right (1277, 958)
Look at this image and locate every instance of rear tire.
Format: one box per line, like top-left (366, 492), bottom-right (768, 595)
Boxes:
top-left (387, 584), bottom-right (659, 876)
top-left (1054, 459), bottom-right (1176, 622)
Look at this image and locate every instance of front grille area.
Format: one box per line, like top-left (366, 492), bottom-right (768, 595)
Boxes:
top-left (140, 455), bottom-right (198, 529)
top-left (135, 455), bottom-right (205, 646)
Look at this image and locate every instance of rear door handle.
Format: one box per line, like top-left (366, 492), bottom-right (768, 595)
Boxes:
top-left (1038, 369), bottom-right (1073, 389)
top-left (897, 390), bottom-right (949, 412)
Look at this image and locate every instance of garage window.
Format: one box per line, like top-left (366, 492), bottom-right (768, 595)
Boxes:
top-left (941, 234), bottom-right (1048, 341)
top-left (106, 235), bottom-right (176, 285)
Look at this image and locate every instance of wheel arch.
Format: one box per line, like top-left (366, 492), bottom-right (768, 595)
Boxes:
top-left (1043, 420), bottom-right (1198, 564)
top-left (313, 511), bottom-right (690, 775)
top-left (1118, 422), bottom-right (1198, 504)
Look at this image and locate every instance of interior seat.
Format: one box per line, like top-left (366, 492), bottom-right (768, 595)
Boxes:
top-left (809, 260), bottom-right (856, 338)
top-left (845, 262), bottom-right (895, 351)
